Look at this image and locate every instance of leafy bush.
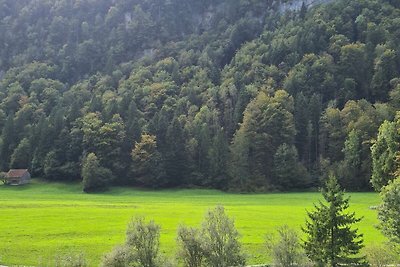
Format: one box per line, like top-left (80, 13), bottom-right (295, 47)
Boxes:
top-left (364, 243), bottom-right (398, 267)
top-left (265, 225), bottom-right (308, 267)
top-left (102, 216), bottom-right (165, 267)
top-left (177, 225), bottom-right (204, 267)
top-left (101, 245), bottom-right (132, 267)
top-left (53, 253), bottom-right (87, 267)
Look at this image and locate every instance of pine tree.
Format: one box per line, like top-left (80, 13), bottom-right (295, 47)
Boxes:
top-left (303, 175), bottom-right (366, 266)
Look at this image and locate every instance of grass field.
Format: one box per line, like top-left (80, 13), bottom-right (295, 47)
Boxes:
top-left (0, 179), bottom-right (384, 266)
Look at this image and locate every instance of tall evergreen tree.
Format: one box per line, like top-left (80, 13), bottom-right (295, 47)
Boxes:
top-left (303, 175), bottom-right (366, 266)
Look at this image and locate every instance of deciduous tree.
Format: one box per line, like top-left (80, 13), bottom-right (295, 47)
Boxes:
top-left (378, 177), bottom-right (400, 244)
top-left (81, 153), bottom-right (111, 192)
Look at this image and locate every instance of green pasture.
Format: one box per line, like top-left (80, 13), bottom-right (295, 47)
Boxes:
top-left (0, 180), bottom-right (384, 266)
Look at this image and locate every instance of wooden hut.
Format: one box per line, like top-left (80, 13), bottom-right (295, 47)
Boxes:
top-left (5, 169), bottom-right (31, 185)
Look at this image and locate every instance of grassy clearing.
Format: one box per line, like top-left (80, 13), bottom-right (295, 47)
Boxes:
top-left (0, 179), bottom-right (384, 266)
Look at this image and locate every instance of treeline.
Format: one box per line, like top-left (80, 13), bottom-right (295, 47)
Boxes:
top-left (1, 0), bottom-right (400, 191)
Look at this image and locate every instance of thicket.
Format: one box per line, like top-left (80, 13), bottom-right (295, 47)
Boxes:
top-left (0, 0), bottom-right (400, 191)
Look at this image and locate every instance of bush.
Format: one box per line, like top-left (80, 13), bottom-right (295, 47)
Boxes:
top-left (102, 216), bottom-right (164, 267)
top-left (53, 253), bottom-right (87, 267)
top-left (176, 206), bottom-right (245, 267)
top-left (200, 205), bottom-right (246, 267)
top-left (177, 225), bottom-right (204, 267)
top-left (265, 225), bottom-right (308, 267)
top-left (126, 217), bottom-right (161, 267)
top-left (100, 245), bottom-right (132, 267)
top-left (364, 243), bottom-right (399, 267)
top-left (0, 172), bottom-right (6, 184)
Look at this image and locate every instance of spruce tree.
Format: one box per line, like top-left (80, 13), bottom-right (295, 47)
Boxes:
top-left (303, 175), bottom-right (366, 266)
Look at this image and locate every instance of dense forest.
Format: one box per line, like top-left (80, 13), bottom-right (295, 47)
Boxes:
top-left (1, 0), bottom-right (400, 192)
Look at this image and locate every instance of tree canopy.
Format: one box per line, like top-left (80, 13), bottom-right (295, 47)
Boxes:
top-left (0, 0), bottom-right (399, 191)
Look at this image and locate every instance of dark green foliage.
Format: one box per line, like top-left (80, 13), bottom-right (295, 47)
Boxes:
top-left (341, 130), bottom-right (363, 190)
top-left (303, 175), bottom-right (366, 266)
top-left (0, 0), bottom-right (399, 191)
top-left (131, 134), bottom-right (165, 187)
top-left (81, 153), bottom-right (111, 193)
top-left (229, 90), bottom-right (296, 191)
top-left (10, 137), bottom-right (31, 169)
top-left (273, 143), bottom-right (309, 189)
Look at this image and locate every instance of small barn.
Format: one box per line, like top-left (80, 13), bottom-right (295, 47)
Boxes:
top-left (5, 169), bottom-right (31, 185)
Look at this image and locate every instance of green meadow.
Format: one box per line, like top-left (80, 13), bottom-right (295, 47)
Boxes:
top-left (0, 180), bottom-right (384, 266)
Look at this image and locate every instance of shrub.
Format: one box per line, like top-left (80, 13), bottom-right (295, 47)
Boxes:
top-left (102, 216), bottom-right (164, 267)
top-left (265, 225), bottom-right (307, 267)
top-left (177, 225), bottom-right (204, 267)
top-left (126, 217), bottom-right (161, 267)
top-left (200, 205), bottom-right (246, 267)
top-left (53, 253), bottom-right (87, 267)
top-left (364, 243), bottom-right (398, 267)
top-left (100, 245), bottom-right (132, 267)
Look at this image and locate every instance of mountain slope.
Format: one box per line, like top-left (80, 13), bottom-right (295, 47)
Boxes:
top-left (0, 0), bottom-right (399, 191)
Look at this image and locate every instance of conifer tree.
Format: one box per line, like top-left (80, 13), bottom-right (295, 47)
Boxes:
top-left (303, 175), bottom-right (366, 266)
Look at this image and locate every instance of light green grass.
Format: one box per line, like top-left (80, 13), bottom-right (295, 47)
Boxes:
top-left (0, 180), bottom-right (384, 266)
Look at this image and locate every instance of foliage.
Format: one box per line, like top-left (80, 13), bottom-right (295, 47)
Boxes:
top-left (200, 205), bottom-right (246, 267)
top-left (53, 253), bottom-right (87, 267)
top-left (371, 118), bottom-right (400, 191)
top-left (126, 217), bottom-right (162, 267)
top-left (229, 90), bottom-right (296, 191)
top-left (303, 175), bottom-right (366, 266)
top-left (378, 177), bottom-right (400, 244)
top-left (0, 172), bottom-right (6, 185)
top-left (81, 153), bottom-right (112, 192)
top-left (131, 134), bottom-right (165, 187)
top-left (176, 225), bottom-right (204, 267)
top-left (265, 225), bottom-right (307, 267)
top-left (273, 143), bottom-right (309, 189)
top-left (100, 245), bottom-right (132, 267)
top-left (364, 243), bottom-right (399, 267)
top-left (0, 0), bottom-right (400, 192)
top-left (102, 216), bottom-right (163, 267)
top-left (9, 138), bottom-right (31, 169)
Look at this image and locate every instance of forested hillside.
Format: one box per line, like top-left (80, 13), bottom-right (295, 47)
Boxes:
top-left (1, 0), bottom-right (399, 192)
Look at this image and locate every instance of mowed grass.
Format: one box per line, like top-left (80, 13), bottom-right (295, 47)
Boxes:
top-left (0, 180), bottom-right (384, 266)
